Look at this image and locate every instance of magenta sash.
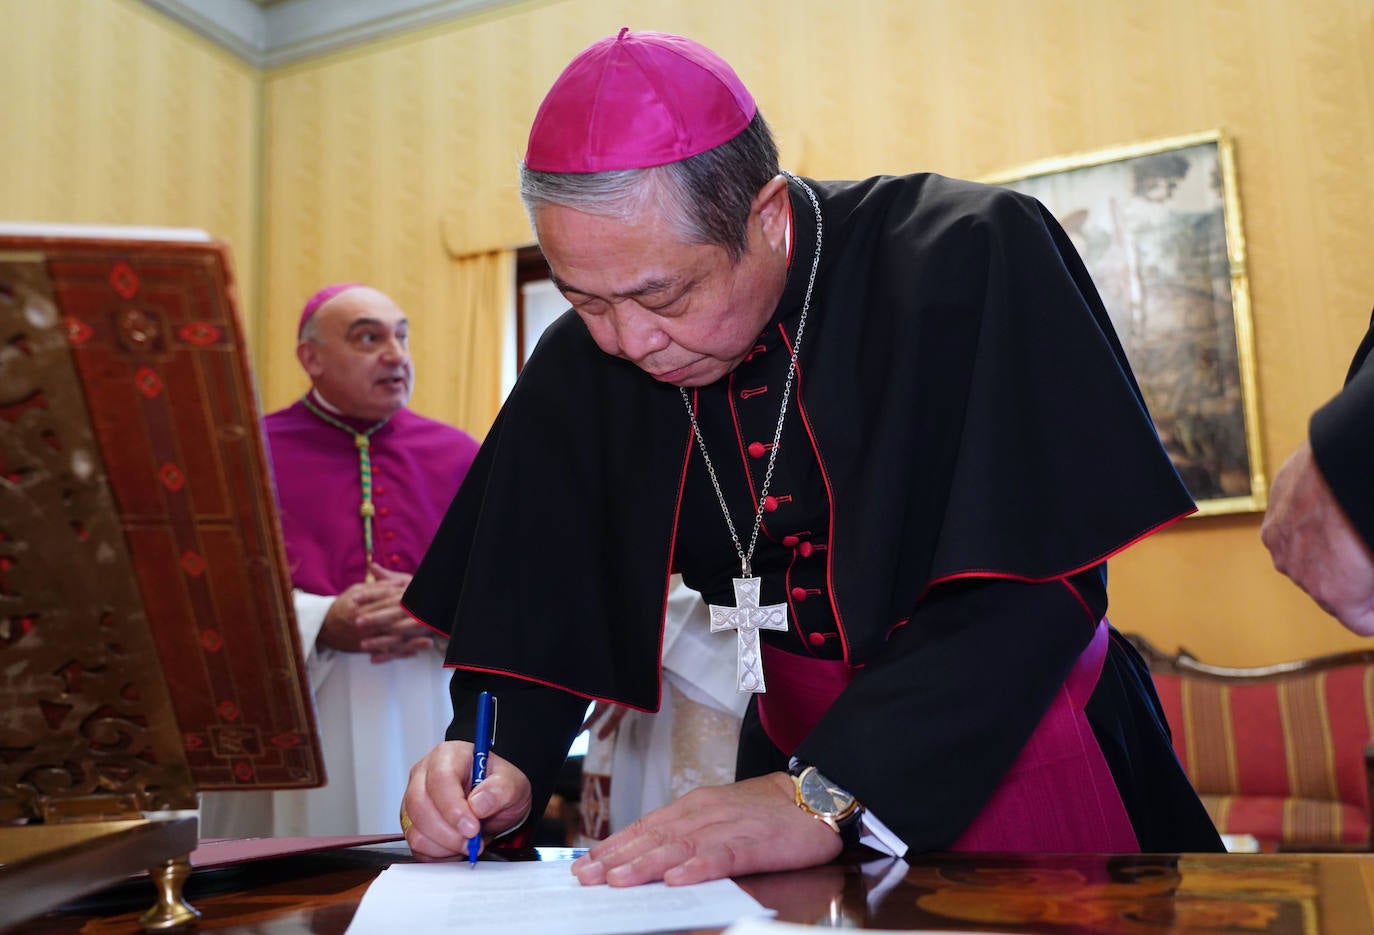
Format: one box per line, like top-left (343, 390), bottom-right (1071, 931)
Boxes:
top-left (756, 620), bottom-right (1140, 853)
top-left (757, 643), bottom-right (854, 756)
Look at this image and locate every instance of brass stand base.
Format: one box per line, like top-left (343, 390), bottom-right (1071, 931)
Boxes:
top-left (139, 855), bottom-right (201, 930)
top-left (0, 816), bottom-right (198, 931)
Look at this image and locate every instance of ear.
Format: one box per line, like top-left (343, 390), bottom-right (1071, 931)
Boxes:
top-left (296, 340), bottom-right (323, 378)
top-left (751, 174), bottom-right (791, 254)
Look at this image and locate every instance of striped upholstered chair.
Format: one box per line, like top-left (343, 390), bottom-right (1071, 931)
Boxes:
top-left (1126, 634), bottom-right (1374, 851)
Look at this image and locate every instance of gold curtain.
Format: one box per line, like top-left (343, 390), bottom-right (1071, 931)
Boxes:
top-left (411, 248), bottom-right (512, 441)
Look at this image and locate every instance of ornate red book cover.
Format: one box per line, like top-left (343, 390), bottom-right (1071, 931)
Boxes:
top-left (0, 228), bottom-right (322, 810)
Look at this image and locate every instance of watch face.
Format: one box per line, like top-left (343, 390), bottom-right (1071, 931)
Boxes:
top-left (798, 767), bottom-right (856, 818)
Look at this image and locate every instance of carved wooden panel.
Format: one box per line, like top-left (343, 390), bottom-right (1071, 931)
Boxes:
top-left (0, 234), bottom-right (322, 822)
top-left (0, 255), bottom-right (191, 821)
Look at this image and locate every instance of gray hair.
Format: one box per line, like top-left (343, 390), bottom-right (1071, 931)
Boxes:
top-left (299, 315), bottom-right (321, 342)
top-left (519, 112), bottom-right (779, 263)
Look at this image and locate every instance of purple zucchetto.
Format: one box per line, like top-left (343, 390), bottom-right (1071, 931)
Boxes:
top-left (298, 282), bottom-right (364, 338)
top-left (524, 28), bottom-right (756, 174)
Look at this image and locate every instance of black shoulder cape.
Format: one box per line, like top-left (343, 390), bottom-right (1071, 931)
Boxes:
top-left (405, 174), bottom-right (1194, 711)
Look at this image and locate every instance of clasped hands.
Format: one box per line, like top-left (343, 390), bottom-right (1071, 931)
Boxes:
top-left (401, 740), bottom-right (843, 885)
top-left (318, 562), bottom-right (444, 662)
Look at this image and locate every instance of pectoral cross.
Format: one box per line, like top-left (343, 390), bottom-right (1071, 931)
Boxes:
top-left (710, 576), bottom-right (788, 693)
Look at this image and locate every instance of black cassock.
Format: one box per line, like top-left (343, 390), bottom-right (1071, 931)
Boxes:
top-left (405, 173), bottom-right (1223, 853)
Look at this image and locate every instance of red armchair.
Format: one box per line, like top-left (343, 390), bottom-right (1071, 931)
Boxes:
top-left (1126, 633), bottom-right (1374, 851)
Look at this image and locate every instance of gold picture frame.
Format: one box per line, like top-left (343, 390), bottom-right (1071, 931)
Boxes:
top-left (982, 130), bottom-right (1265, 516)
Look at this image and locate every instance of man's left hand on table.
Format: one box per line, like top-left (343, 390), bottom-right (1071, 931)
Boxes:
top-left (571, 772), bottom-right (843, 886)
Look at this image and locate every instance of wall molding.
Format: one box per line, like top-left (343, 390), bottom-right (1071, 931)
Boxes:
top-left (138, 0), bottom-right (518, 68)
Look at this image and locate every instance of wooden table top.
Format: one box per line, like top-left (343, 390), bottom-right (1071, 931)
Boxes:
top-left (10, 843), bottom-right (1374, 934)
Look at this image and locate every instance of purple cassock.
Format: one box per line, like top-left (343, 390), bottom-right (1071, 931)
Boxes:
top-left (265, 393), bottom-right (480, 596)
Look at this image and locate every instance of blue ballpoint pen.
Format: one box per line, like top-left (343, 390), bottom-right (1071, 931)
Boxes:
top-left (468, 691), bottom-right (496, 868)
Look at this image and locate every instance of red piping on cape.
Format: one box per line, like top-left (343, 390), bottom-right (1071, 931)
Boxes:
top-left (1058, 575), bottom-right (1094, 621)
top-left (720, 320), bottom-right (846, 661)
top-left (922, 507), bottom-right (1195, 599)
top-left (724, 378), bottom-right (813, 656)
top-left (401, 600), bottom-right (450, 640)
top-left (726, 373), bottom-right (765, 535)
top-left (778, 319), bottom-right (853, 666)
top-left (442, 662), bottom-right (659, 714)
top-left (659, 414), bottom-right (697, 710)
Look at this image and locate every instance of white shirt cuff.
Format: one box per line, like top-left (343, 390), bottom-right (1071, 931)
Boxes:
top-left (293, 589), bottom-right (337, 694)
top-left (859, 808), bottom-right (909, 858)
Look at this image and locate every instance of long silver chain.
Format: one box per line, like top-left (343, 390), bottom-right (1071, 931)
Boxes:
top-left (678, 172), bottom-right (823, 578)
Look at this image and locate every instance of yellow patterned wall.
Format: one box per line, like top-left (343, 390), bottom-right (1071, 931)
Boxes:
top-left (0, 0), bottom-right (261, 335)
top-left (8, 0), bottom-right (1373, 665)
top-left (260, 0), bottom-right (1374, 665)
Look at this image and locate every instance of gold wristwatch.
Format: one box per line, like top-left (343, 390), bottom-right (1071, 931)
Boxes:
top-left (788, 757), bottom-right (864, 849)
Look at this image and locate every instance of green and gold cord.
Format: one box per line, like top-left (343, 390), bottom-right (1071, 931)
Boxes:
top-left (301, 394), bottom-right (392, 579)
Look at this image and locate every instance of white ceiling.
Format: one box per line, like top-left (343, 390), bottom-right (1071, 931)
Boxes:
top-left (139, 0), bottom-right (518, 67)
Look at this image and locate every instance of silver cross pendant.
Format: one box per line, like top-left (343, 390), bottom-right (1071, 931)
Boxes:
top-left (709, 576), bottom-right (788, 693)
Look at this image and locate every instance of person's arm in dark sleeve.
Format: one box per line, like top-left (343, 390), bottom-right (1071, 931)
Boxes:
top-left (1261, 309), bottom-right (1374, 634)
top-left (1311, 315), bottom-right (1374, 547)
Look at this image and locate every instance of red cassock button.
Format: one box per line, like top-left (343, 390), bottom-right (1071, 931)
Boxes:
top-left (383, 531), bottom-right (397, 541)
top-left (762, 496), bottom-right (778, 512)
top-left (791, 586), bottom-right (808, 602)
top-left (378, 507), bottom-right (391, 517)
top-left (375, 486), bottom-right (387, 496)
top-left (782, 535), bottom-right (799, 547)
top-left (798, 541), bottom-right (814, 557)
top-left (747, 441), bottom-right (767, 458)
top-left (388, 553), bottom-right (401, 565)
top-left (807, 632), bottom-right (826, 647)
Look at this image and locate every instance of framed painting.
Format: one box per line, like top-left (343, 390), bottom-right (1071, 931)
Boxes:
top-left (982, 130), bottom-right (1265, 516)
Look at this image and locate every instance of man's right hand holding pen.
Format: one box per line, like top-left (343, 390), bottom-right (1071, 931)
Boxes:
top-left (400, 739), bottom-right (532, 863)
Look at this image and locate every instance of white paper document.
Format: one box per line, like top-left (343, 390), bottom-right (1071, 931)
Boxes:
top-left (345, 859), bottom-right (774, 935)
